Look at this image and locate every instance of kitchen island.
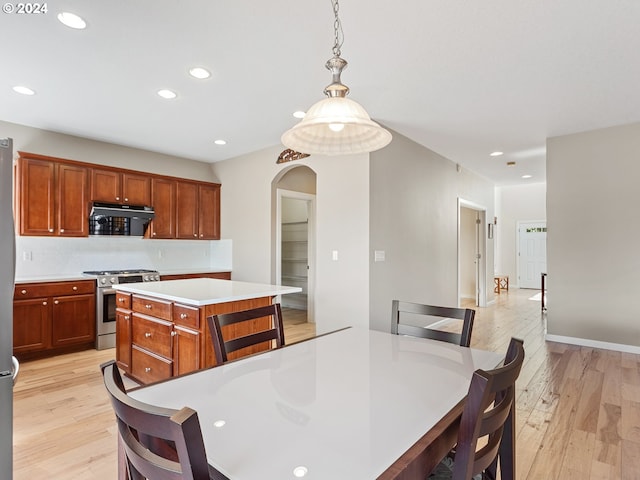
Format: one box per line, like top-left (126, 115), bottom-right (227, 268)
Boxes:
top-left (112, 278), bottom-right (301, 384)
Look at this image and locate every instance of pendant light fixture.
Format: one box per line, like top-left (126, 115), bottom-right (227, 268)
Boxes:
top-left (281, 0), bottom-right (392, 156)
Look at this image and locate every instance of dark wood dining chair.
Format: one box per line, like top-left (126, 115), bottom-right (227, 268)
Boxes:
top-left (100, 360), bottom-right (227, 480)
top-left (428, 337), bottom-right (525, 480)
top-left (207, 303), bottom-right (285, 364)
top-left (391, 300), bottom-right (475, 347)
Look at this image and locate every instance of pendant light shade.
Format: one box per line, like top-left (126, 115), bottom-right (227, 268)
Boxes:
top-left (281, 96), bottom-right (392, 155)
top-left (281, 0), bottom-right (391, 156)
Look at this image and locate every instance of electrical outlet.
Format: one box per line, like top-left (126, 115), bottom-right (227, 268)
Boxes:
top-left (332, 250), bottom-right (339, 261)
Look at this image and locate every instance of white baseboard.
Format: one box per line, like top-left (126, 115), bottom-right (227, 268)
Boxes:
top-left (545, 334), bottom-right (640, 355)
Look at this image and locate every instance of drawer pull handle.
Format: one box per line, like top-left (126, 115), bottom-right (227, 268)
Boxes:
top-left (145, 304), bottom-right (152, 309)
top-left (21, 289), bottom-right (27, 295)
top-left (54, 300), bottom-right (59, 305)
top-left (60, 228), bottom-right (65, 233)
top-left (118, 297), bottom-right (125, 302)
top-left (48, 228), bottom-right (54, 233)
top-left (72, 286), bottom-right (78, 291)
top-left (145, 367), bottom-right (151, 373)
top-left (124, 315), bottom-right (130, 320)
top-left (42, 301), bottom-right (47, 306)
top-left (171, 331), bottom-right (177, 337)
top-left (180, 313), bottom-right (188, 319)
top-left (145, 332), bottom-right (152, 338)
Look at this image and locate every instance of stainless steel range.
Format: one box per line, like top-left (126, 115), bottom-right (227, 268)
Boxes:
top-left (83, 269), bottom-right (160, 350)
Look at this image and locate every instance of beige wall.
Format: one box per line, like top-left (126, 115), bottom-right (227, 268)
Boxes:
top-left (368, 130), bottom-right (495, 333)
top-left (495, 183), bottom-right (546, 285)
top-left (211, 145), bottom-right (370, 334)
top-left (1, 120), bottom-right (216, 181)
top-left (547, 122), bottom-right (640, 348)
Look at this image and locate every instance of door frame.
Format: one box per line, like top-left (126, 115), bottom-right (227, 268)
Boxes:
top-left (458, 198), bottom-right (488, 307)
top-left (275, 188), bottom-right (316, 323)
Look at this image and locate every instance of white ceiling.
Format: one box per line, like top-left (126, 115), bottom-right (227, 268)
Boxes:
top-left (2, 0), bottom-right (639, 186)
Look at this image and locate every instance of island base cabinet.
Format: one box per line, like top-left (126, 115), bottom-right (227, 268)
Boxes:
top-left (173, 326), bottom-right (201, 377)
top-left (124, 294), bottom-right (274, 385)
top-left (131, 346), bottom-right (173, 384)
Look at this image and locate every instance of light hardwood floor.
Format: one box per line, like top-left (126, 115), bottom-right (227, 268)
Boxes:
top-left (12, 293), bottom-right (640, 479)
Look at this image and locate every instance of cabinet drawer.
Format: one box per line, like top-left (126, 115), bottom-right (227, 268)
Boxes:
top-left (132, 314), bottom-right (173, 358)
top-left (131, 346), bottom-right (172, 384)
top-left (116, 292), bottom-right (131, 309)
top-left (15, 280), bottom-right (95, 299)
top-left (132, 295), bottom-right (172, 321)
top-left (173, 304), bottom-right (200, 329)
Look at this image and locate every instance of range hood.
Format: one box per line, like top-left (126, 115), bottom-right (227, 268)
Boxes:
top-left (90, 202), bottom-right (155, 220)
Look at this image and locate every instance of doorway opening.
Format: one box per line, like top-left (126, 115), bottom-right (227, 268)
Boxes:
top-left (273, 165), bottom-right (317, 330)
top-left (458, 199), bottom-right (488, 307)
top-left (517, 221), bottom-right (547, 289)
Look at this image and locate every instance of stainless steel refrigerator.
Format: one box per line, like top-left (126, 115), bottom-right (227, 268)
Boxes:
top-left (0, 137), bottom-right (17, 479)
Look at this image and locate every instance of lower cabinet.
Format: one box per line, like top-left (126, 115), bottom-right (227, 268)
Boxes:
top-left (123, 295), bottom-right (203, 384)
top-left (13, 280), bottom-right (96, 358)
top-left (121, 293), bottom-right (271, 385)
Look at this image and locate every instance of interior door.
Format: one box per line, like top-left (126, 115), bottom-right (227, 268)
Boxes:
top-left (518, 221), bottom-right (547, 288)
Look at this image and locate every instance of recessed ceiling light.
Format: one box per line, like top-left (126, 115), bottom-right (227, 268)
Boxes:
top-left (522, 174), bottom-right (532, 179)
top-left (293, 466), bottom-right (308, 478)
top-left (189, 67), bottom-right (211, 79)
top-left (506, 161), bottom-right (516, 166)
top-left (214, 139), bottom-right (226, 145)
top-left (57, 12), bottom-right (87, 29)
top-left (157, 89), bottom-right (177, 99)
top-left (293, 111), bottom-right (306, 119)
top-left (490, 151), bottom-right (504, 157)
top-left (12, 85), bottom-right (35, 95)
top-left (213, 420), bottom-right (226, 428)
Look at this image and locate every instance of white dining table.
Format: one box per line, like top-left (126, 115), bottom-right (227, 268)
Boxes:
top-left (128, 327), bottom-right (504, 480)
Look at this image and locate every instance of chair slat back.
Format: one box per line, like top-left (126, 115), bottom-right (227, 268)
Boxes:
top-left (207, 303), bottom-right (285, 364)
top-left (391, 300), bottom-right (475, 347)
top-left (100, 361), bottom-right (215, 480)
top-left (451, 337), bottom-right (525, 480)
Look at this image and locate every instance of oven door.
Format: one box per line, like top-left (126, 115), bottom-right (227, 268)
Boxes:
top-left (96, 287), bottom-right (117, 349)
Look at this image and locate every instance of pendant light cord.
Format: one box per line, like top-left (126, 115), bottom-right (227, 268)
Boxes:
top-left (331, 0), bottom-right (344, 58)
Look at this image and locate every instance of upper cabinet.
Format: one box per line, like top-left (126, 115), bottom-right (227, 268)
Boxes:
top-left (91, 168), bottom-right (151, 205)
top-left (15, 152), bottom-right (220, 240)
top-left (175, 181), bottom-right (220, 240)
top-left (16, 155), bottom-right (89, 237)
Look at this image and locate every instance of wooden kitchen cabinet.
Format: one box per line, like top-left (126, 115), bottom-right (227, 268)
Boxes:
top-left (128, 296), bottom-right (203, 383)
top-left (16, 155), bottom-right (89, 237)
top-left (148, 177), bottom-right (176, 239)
top-left (91, 168), bottom-right (151, 205)
top-left (176, 181), bottom-right (221, 240)
top-left (160, 272), bottom-right (231, 281)
top-left (115, 292), bottom-right (132, 373)
top-left (13, 280), bottom-right (96, 359)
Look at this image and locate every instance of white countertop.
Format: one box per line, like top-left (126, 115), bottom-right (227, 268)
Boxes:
top-left (14, 268), bottom-right (231, 284)
top-left (112, 278), bottom-right (302, 306)
top-left (130, 327), bottom-right (504, 480)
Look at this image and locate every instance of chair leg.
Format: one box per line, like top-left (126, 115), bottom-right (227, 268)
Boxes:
top-left (498, 406), bottom-right (516, 480)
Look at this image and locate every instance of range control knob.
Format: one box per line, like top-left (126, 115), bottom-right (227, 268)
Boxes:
top-left (143, 275), bottom-right (149, 281)
top-left (100, 278), bottom-right (107, 285)
top-left (154, 274), bottom-right (160, 281)
top-left (110, 277), bottom-right (116, 284)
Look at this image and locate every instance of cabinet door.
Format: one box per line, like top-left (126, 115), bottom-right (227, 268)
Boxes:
top-left (176, 181), bottom-right (199, 239)
top-left (51, 293), bottom-right (96, 347)
top-left (198, 184), bottom-right (220, 239)
top-left (122, 173), bottom-right (151, 205)
top-left (57, 163), bottom-right (89, 236)
top-left (18, 158), bottom-right (55, 236)
top-left (91, 168), bottom-right (121, 202)
top-left (116, 309), bottom-right (132, 373)
top-left (173, 326), bottom-right (200, 377)
top-left (13, 298), bottom-right (50, 353)
top-left (149, 177), bottom-right (176, 238)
